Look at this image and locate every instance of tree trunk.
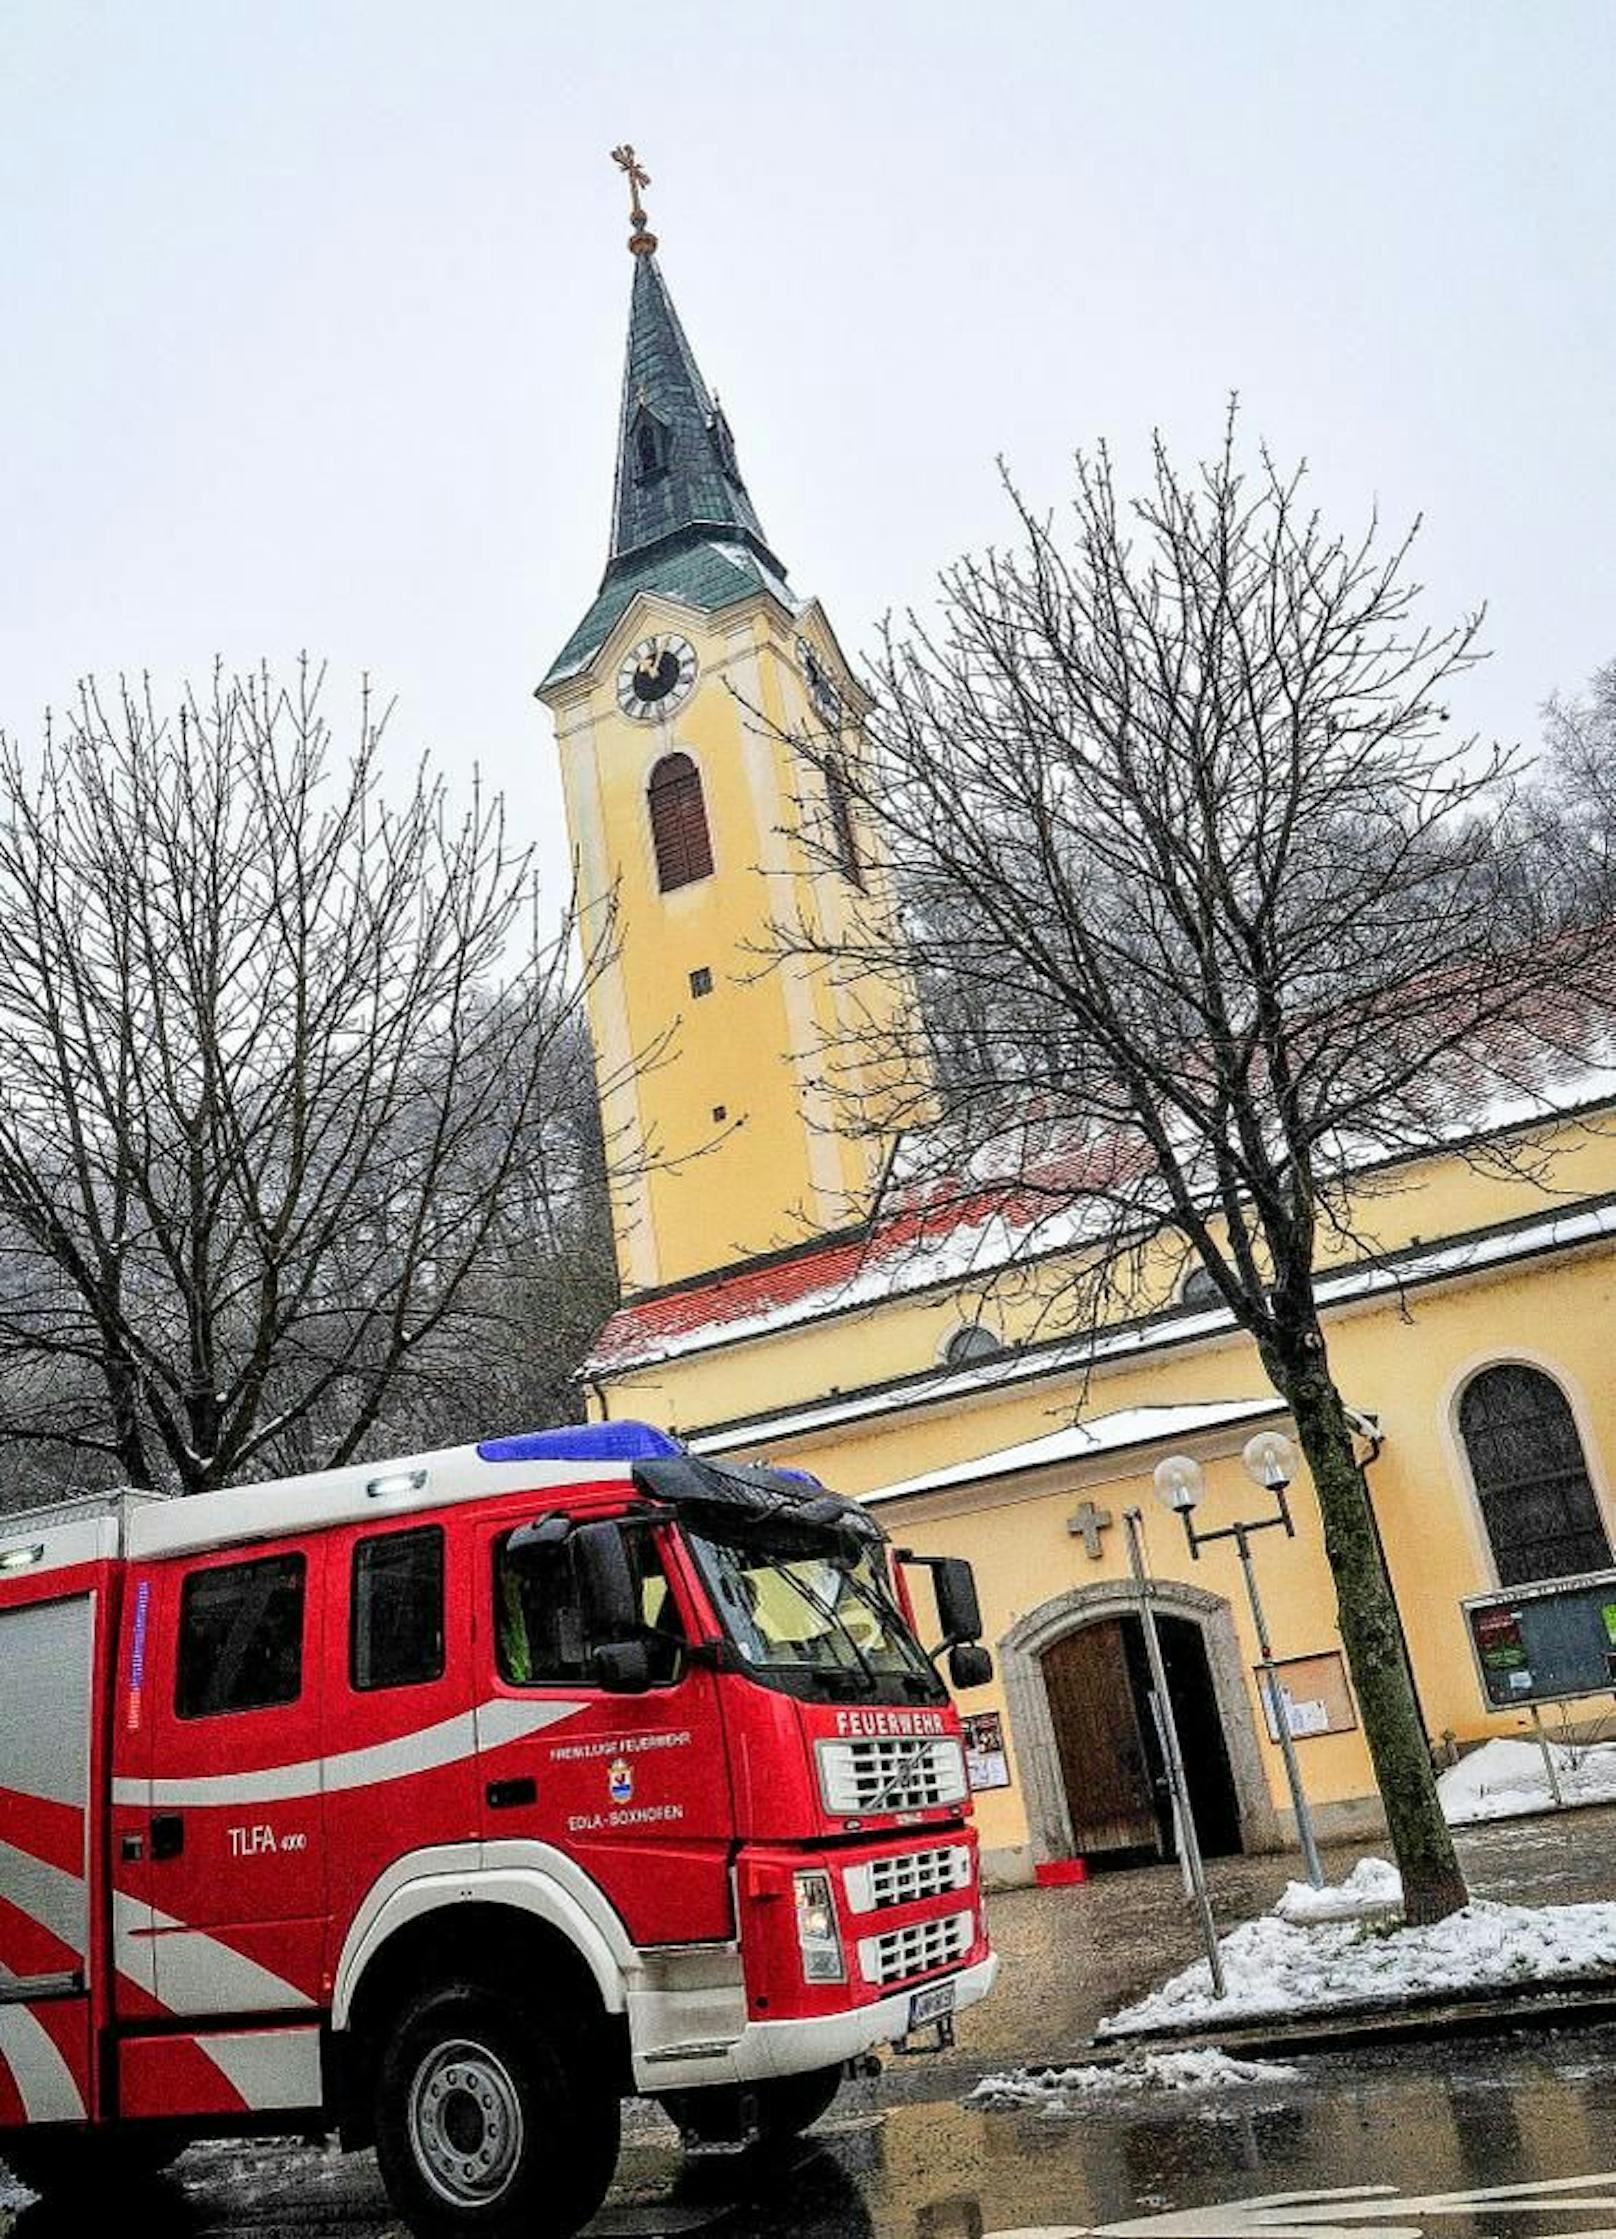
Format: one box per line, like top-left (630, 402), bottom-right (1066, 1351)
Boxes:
top-left (1262, 1326), bottom-right (1470, 1926)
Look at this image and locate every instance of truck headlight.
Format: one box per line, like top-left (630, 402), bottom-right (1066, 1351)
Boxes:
top-left (793, 1869), bottom-right (846, 1983)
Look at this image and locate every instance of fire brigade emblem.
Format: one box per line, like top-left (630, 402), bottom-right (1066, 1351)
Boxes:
top-left (608, 1756), bottom-right (633, 1805)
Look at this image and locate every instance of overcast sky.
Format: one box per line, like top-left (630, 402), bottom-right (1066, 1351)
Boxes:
top-left (3, 2), bottom-right (1612, 905)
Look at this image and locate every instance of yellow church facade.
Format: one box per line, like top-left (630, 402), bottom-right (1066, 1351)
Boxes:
top-left (540, 178), bottom-right (1616, 1887)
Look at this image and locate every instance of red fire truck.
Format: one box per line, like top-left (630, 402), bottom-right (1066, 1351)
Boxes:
top-left (0, 1422), bottom-right (997, 2237)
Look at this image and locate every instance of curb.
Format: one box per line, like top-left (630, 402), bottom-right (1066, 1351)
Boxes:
top-left (1087, 1971), bottom-right (1616, 2060)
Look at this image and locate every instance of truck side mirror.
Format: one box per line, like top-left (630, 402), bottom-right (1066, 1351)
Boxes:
top-left (507, 1513), bottom-right (572, 1555)
top-left (933, 1557), bottom-right (983, 1646)
top-left (948, 1642), bottom-right (994, 1690)
top-left (572, 1520), bottom-right (640, 1639)
top-left (593, 1640), bottom-right (654, 1695)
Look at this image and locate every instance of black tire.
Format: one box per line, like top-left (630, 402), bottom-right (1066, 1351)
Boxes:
top-left (1, 2127), bottom-right (178, 2201)
top-left (373, 1982), bottom-right (619, 2239)
top-left (661, 2062), bottom-right (843, 2153)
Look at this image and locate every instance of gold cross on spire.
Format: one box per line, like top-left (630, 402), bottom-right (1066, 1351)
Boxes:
top-left (610, 144), bottom-right (658, 257)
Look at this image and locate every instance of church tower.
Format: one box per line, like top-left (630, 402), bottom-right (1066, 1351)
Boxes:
top-left (538, 152), bottom-right (911, 1297)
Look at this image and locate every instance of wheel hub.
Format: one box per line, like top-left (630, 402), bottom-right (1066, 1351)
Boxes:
top-left (408, 2038), bottom-right (525, 2206)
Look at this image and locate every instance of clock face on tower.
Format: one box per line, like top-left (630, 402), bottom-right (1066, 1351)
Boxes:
top-left (617, 634), bottom-right (698, 721)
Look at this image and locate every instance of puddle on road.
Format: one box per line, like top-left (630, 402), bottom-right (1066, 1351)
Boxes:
top-left (8, 2037), bottom-right (1616, 2239)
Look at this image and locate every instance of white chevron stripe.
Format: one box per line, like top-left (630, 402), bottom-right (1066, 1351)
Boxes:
top-left (472, 1695), bottom-right (589, 1754)
top-left (0, 1839), bottom-right (87, 1958)
top-left (191, 2025), bottom-right (322, 2111)
top-left (0, 2005), bottom-right (86, 2123)
top-left (110, 1696), bottom-right (585, 1811)
top-left (112, 1891), bottom-right (313, 2013)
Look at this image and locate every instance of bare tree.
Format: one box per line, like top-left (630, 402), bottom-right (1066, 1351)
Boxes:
top-left (0, 662), bottom-right (613, 1499)
top-left (340, 1010), bottom-right (620, 1458)
top-left (777, 419), bottom-right (1607, 1924)
top-left (1533, 657), bottom-right (1616, 906)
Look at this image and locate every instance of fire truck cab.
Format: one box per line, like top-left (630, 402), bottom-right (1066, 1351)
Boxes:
top-left (0, 1422), bottom-right (997, 2238)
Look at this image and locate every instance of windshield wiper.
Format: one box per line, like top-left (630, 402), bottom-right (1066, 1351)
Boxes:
top-left (763, 1559), bottom-right (880, 1697)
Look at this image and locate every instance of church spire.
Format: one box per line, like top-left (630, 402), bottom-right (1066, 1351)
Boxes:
top-left (607, 252), bottom-right (782, 577)
top-left (540, 151), bottom-right (793, 691)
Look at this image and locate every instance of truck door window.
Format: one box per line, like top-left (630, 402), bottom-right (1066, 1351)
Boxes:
top-left (176, 1552), bottom-right (306, 1718)
top-left (494, 1529), bottom-right (684, 1687)
top-left (351, 1526), bottom-right (445, 1691)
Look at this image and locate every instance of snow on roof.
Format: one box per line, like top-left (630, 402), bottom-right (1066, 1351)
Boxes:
top-left (862, 1396), bottom-right (1288, 1506)
top-left (585, 1157), bottom-right (1133, 1379)
top-left (587, 1049), bottom-right (1616, 1380)
top-left (684, 1190), bottom-right (1616, 1457)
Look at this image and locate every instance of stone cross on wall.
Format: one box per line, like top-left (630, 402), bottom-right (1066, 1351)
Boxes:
top-left (1067, 1499), bottom-right (1114, 1560)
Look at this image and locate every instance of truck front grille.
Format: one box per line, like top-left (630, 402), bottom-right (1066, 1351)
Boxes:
top-left (843, 1844), bottom-right (973, 1915)
top-left (816, 1736), bottom-right (967, 1817)
top-left (857, 1907), bottom-right (974, 1988)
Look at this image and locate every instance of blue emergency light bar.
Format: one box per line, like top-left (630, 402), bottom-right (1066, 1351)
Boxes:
top-left (477, 1422), bottom-right (685, 1465)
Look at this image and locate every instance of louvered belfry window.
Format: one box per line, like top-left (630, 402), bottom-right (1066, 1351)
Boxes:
top-left (825, 756), bottom-right (864, 888)
top-left (648, 753), bottom-right (714, 893)
top-left (1459, 1364), bottom-right (1612, 1586)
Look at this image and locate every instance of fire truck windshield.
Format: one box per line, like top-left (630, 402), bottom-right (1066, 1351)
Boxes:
top-left (686, 1529), bottom-right (946, 1704)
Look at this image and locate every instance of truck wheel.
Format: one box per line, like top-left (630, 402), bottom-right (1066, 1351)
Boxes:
top-left (661, 2062), bottom-right (843, 2152)
top-left (373, 1983), bottom-right (619, 2239)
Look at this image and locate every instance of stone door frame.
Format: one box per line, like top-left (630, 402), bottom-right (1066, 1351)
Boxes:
top-left (1001, 1578), bottom-right (1284, 1866)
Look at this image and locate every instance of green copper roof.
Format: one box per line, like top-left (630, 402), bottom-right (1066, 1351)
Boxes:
top-left (545, 537), bottom-right (796, 687)
top-left (542, 253), bottom-right (793, 691)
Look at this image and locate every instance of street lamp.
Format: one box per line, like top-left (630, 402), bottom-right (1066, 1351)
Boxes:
top-left (1152, 1433), bottom-right (1326, 1889)
top-left (1118, 1505), bottom-right (1226, 1997)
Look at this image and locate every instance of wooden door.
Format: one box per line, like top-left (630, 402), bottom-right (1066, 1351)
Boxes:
top-left (1043, 1619), bottom-right (1162, 1859)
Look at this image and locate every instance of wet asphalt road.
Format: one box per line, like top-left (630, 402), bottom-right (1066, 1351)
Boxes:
top-left (7, 2029), bottom-right (1616, 2239)
top-left (10, 1815), bottom-right (1616, 2238)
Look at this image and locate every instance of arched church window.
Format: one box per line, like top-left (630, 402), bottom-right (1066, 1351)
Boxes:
top-left (648, 753), bottom-right (714, 894)
top-left (1180, 1264), bottom-right (1221, 1308)
top-left (943, 1322), bottom-right (1002, 1369)
top-left (1459, 1363), bottom-right (1611, 1586)
top-left (633, 411), bottom-right (668, 482)
top-left (825, 757), bottom-right (864, 890)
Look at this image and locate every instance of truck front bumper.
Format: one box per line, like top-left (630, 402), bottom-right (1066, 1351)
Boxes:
top-left (629, 1949), bottom-right (998, 2095)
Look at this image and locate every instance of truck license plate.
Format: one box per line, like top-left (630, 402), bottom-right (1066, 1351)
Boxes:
top-left (908, 1980), bottom-right (955, 2030)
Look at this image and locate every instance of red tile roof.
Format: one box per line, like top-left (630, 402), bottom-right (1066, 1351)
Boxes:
top-left (584, 1140), bottom-right (1145, 1374)
top-left (586, 947), bottom-right (1616, 1377)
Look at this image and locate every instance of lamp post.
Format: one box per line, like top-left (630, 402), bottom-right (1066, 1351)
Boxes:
top-left (1120, 1507), bottom-right (1226, 1997)
top-left (1153, 1433), bottom-right (1326, 1890)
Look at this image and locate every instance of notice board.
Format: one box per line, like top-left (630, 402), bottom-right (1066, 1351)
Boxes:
top-left (1461, 1568), bottom-right (1616, 1710)
top-left (1256, 1650), bottom-right (1358, 1742)
top-left (962, 1709), bottom-right (1012, 1791)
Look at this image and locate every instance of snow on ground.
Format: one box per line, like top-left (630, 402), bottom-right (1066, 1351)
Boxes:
top-left (1276, 1856), bottom-right (1403, 1924)
top-left (1101, 1889), bottom-right (1616, 2037)
top-left (1438, 1736), bottom-right (1616, 1824)
top-left (969, 2047), bottom-right (1302, 2109)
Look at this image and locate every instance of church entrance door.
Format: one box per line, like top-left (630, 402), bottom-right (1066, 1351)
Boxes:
top-left (1043, 1612), bottom-right (1243, 1868)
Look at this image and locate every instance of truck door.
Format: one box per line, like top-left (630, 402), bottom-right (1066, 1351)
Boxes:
top-left (0, 1585), bottom-right (98, 2125)
top-left (127, 1541), bottom-right (327, 2017)
top-left (318, 1516), bottom-right (476, 1969)
top-left (476, 1517), bottom-right (735, 1945)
